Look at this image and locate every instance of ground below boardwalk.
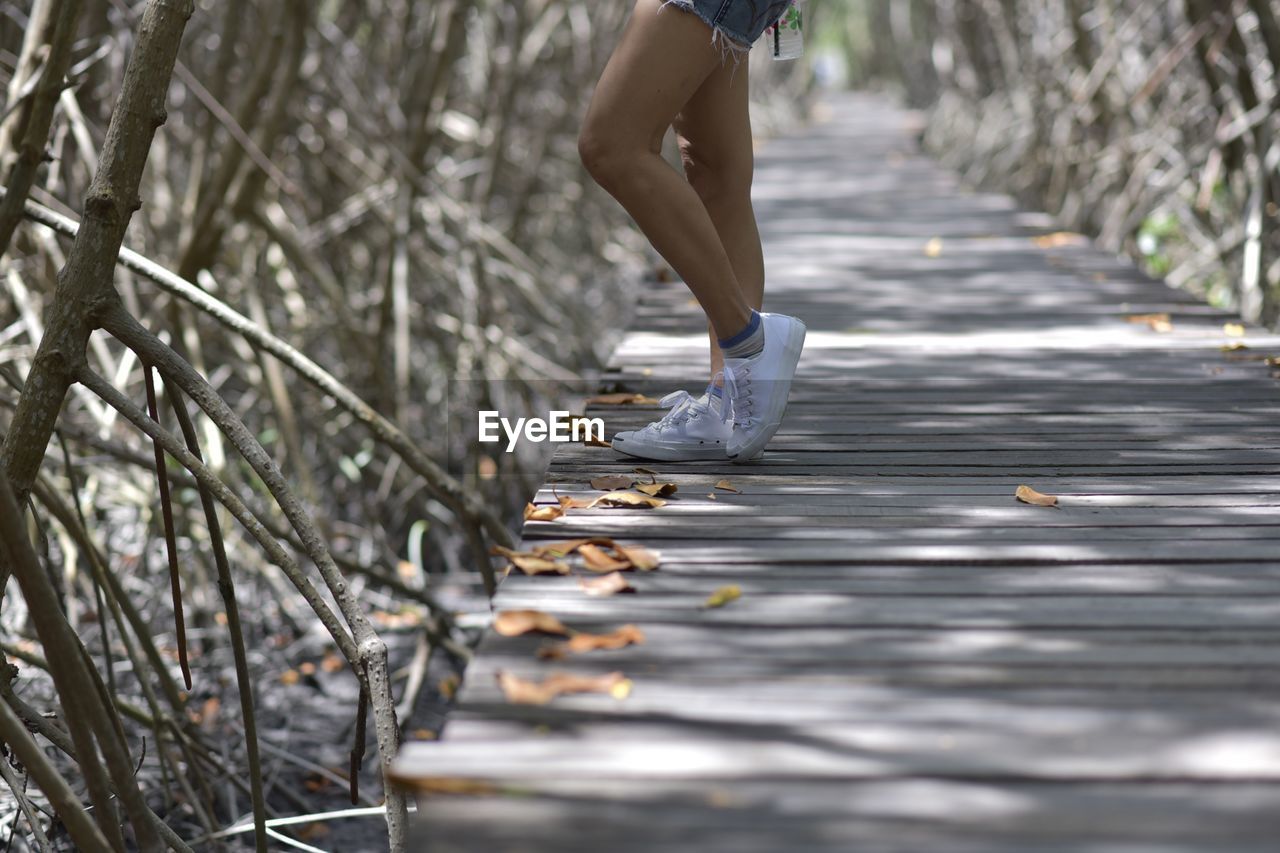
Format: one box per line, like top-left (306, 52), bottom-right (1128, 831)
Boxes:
top-left (393, 92), bottom-right (1280, 852)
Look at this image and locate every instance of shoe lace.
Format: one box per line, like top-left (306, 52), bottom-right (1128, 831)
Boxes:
top-left (649, 390), bottom-right (704, 431)
top-left (719, 365), bottom-right (755, 429)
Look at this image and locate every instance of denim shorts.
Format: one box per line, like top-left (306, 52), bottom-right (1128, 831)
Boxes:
top-left (660, 0), bottom-right (794, 54)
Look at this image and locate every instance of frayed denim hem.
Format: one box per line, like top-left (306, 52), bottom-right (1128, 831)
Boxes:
top-left (658, 0), bottom-right (752, 73)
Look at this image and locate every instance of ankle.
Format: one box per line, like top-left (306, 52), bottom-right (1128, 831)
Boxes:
top-left (718, 310), bottom-right (764, 360)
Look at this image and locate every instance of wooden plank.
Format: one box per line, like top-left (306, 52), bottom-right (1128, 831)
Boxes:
top-left (408, 781), bottom-right (1280, 853)
top-left (481, 591), bottom-right (1280, 629)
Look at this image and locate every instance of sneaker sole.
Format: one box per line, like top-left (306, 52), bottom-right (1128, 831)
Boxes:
top-left (611, 437), bottom-right (728, 462)
top-left (727, 320), bottom-right (806, 464)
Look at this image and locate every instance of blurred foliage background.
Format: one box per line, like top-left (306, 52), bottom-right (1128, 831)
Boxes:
top-left (814, 0), bottom-right (1280, 326)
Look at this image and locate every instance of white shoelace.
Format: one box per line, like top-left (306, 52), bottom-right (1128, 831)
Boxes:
top-left (646, 390), bottom-right (706, 432)
top-left (719, 364), bottom-right (755, 429)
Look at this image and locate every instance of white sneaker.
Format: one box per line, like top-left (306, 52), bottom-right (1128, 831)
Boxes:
top-left (611, 390), bottom-right (732, 461)
top-left (723, 312), bottom-right (806, 463)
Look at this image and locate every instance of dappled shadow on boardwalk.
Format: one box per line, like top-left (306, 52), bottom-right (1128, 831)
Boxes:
top-left (394, 93), bottom-right (1280, 852)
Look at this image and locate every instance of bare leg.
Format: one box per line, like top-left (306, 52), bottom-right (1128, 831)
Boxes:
top-left (578, 0), bottom-right (753, 341)
top-left (673, 49), bottom-right (764, 385)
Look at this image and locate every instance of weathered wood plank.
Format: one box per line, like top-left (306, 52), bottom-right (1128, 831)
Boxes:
top-left (407, 780), bottom-right (1280, 853)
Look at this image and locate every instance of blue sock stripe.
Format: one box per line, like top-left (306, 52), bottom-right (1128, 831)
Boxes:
top-left (717, 310), bottom-right (761, 350)
top-left (706, 383), bottom-right (724, 398)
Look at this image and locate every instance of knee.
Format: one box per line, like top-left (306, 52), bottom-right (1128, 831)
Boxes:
top-left (578, 125), bottom-right (629, 190)
top-left (681, 146), bottom-right (753, 208)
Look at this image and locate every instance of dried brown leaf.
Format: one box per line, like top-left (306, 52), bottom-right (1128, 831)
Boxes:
top-left (491, 546), bottom-right (572, 576)
top-left (492, 610), bottom-right (570, 637)
top-left (1015, 485), bottom-right (1059, 507)
top-left (1124, 313), bottom-right (1173, 332)
top-left (1031, 231), bottom-right (1088, 249)
top-left (578, 543), bottom-right (632, 572)
top-left (578, 572), bottom-right (636, 597)
top-left (614, 545), bottom-right (660, 571)
top-left (531, 538), bottom-right (614, 557)
top-left (496, 670), bottom-right (631, 705)
top-left (714, 479), bottom-right (742, 493)
top-left (593, 491), bottom-right (667, 509)
top-left (524, 503), bottom-right (565, 522)
top-left (635, 481), bottom-right (677, 497)
top-left (516, 556), bottom-right (572, 576)
top-left (564, 625), bottom-right (646, 653)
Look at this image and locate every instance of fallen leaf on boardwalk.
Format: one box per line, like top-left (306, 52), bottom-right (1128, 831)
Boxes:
top-left (636, 481), bottom-right (678, 497)
top-left (703, 584), bottom-right (742, 609)
top-left (565, 625), bottom-right (646, 653)
top-left (585, 437), bottom-right (612, 447)
top-left (615, 545), bottom-right (661, 571)
top-left (1124, 312), bottom-right (1173, 332)
top-left (924, 237), bottom-right (943, 257)
top-left (594, 491), bottom-right (667, 509)
top-left (280, 669), bottom-right (301, 685)
top-left (579, 543), bottom-right (631, 572)
top-left (714, 479), bottom-right (742, 493)
top-left (633, 467), bottom-right (660, 480)
top-left (491, 545), bottom-right (573, 576)
top-left (1267, 356), bottom-right (1280, 368)
top-left (524, 503), bottom-right (564, 522)
top-left (557, 495), bottom-right (598, 509)
top-left (510, 555), bottom-right (572, 575)
top-left (590, 474), bottom-right (635, 490)
top-left (1221, 341), bottom-right (1249, 352)
top-left (493, 610), bottom-right (570, 637)
top-left (496, 670), bottom-right (630, 705)
top-left (586, 393), bottom-right (660, 405)
top-left (1015, 485), bottom-right (1059, 507)
top-left (531, 538), bottom-right (609, 557)
top-left (578, 572), bottom-right (636, 596)
top-left (1223, 322), bottom-right (1246, 337)
top-left (707, 493), bottom-right (717, 500)
top-left (437, 675), bottom-right (460, 699)
top-left (1031, 231), bottom-right (1088, 248)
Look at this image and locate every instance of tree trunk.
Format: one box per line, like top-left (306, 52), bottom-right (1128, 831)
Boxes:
top-left (0, 0), bottom-right (194, 560)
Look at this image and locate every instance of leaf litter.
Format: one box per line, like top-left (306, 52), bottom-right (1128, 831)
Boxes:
top-left (496, 670), bottom-right (633, 705)
top-left (1015, 485), bottom-right (1060, 507)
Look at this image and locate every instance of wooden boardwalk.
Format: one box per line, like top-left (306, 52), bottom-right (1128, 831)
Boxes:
top-left (393, 92), bottom-right (1280, 851)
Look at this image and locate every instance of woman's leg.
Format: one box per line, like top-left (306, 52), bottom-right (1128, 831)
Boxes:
top-left (673, 48), bottom-right (764, 384)
top-left (578, 0), bottom-right (753, 341)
